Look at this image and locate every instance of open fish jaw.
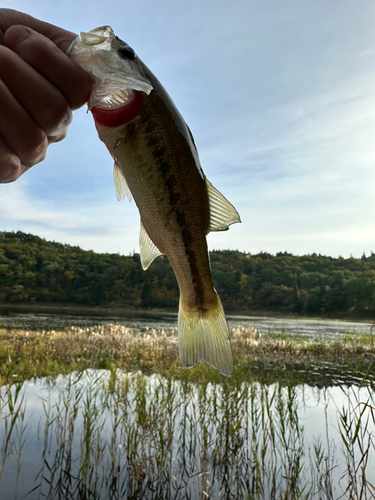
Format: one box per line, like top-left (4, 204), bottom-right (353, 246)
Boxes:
top-left (66, 26), bottom-right (153, 110)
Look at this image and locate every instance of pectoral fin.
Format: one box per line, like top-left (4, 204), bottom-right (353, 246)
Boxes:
top-left (113, 161), bottom-right (132, 201)
top-left (139, 221), bottom-right (163, 270)
top-left (206, 179), bottom-right (241, 232)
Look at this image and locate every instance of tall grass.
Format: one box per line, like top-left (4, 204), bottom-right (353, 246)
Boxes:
top-left (1, 324), bottom-right (374, 385)
top-left (0, 370), bottom-right (374, 499)
top-left (1, 324), bottom-right (375, 498)
top-left (337, 385), bottom-right (375, 498)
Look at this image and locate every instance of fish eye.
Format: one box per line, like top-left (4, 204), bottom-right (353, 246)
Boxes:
top-left (118, 46), bottom-right (136, 60)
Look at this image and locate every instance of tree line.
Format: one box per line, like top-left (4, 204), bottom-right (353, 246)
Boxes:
top-left (1, 231), bottom-right (375, 318)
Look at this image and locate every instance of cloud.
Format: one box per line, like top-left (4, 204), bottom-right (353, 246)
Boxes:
top-left (3, 0), bottom-right (375, 258)
top-left (0, 178), bottom-right (142, 254)
top-left (0, 183), bottom-right (86, 228)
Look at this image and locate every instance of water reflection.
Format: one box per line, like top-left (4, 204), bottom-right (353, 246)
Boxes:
top-left (0, 370), bottom-right (374, 499)
top-left (0, 311), bottom-right (177, 333)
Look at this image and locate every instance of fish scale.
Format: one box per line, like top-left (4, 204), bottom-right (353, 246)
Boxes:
top-left (67, 26), bottom-right (241, 376)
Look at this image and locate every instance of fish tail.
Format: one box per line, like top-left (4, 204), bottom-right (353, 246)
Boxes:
top-left (178, 291), bottom-right (233, 377)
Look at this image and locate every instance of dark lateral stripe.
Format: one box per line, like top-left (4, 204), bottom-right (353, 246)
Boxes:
top-left (159, 161), bottom-right (171, 174)
top-left (146, 136), bottom-right (159, 147)
top-left (152, 148), bottom-right (167, 161)
top-left (144, 120), bottom-right (156, 133)
top-left (146, 124), bottom-right (205, 308)
top-left (181, 228), bottom-right (205, 307)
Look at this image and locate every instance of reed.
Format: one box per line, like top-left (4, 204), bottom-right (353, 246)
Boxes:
top-left (0, 370), bottom-right (374, 499)
top-left (1, 324), bottom-right (375, 498)
top-left (1, 325), bottom-right (374, 385)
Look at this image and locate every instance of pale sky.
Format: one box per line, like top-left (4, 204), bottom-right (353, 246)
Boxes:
top-left (2, 0), bottom-right (375, 258)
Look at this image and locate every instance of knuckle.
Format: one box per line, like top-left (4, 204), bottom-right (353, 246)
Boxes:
top-left (48, 127), bottom-right (68, 144)
top-left (43, 99), bottom-right (72, 136)
top-left (24, 132), bottom-right (48, 167)
top-left (0, 150), bottom-right (22, 183)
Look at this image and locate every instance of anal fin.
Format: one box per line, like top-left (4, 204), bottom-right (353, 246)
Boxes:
top-left (139, 221), bottom-right (163, 270)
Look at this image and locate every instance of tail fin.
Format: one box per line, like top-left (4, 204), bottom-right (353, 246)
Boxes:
top-left (178, 292), bottom-right (233, 377)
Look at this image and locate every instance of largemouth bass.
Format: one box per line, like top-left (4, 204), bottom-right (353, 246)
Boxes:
top-left (67, 27), bottom-right (241, 376)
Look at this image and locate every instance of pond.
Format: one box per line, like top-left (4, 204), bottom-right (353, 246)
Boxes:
top-left (0, 370), bottom-right (374, 500)
top-left (0, 311), bottom-right (372, 340)
top-left (1, 313), bottom-right (374, 498)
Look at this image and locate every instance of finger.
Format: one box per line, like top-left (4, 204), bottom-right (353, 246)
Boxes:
top-left (5, 25), bottom-right (92, 110)
top-left (0, 136), bottom-right (24, 183)
top-left (0, 9), bottom-right (77, 51)
top-left (0, 79), bottom-right (48, 169)
top-left (0, 44), bottom-right (72, 139)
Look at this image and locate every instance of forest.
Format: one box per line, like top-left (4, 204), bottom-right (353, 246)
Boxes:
top-left (1, 230), bottom-right (375, 318)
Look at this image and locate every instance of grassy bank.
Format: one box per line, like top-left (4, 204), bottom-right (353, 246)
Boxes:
top-left (1, 325), bottom-right (374, 386)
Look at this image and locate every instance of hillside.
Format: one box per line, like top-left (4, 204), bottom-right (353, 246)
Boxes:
top-left (1, 231), bottom-right (375, 318)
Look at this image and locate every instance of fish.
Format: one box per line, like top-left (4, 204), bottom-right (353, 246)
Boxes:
top-left (67, 26), bottom-right (241, 376)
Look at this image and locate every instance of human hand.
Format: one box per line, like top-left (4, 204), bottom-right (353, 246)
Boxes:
top-left (0, 9), bottom-right (93, 183)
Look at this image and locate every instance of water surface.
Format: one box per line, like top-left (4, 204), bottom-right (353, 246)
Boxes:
top-left (0, 311), bottom-right (372, 340)
top-left (0, 370), bottom-right (373, 499)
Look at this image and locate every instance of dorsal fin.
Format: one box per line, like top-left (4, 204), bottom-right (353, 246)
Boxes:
top-left (139, 221), bottom-right (163, 270)
top-left (113, 161), bottom-right (132, 201)
top-left (206, 179), bottom-right (241, 232)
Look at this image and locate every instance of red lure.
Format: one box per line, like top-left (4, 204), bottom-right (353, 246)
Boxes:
top-left (91, 90), bottom-right (145, 128)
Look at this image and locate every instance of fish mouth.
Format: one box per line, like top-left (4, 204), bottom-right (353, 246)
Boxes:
top-left (94, 89), bottom-right (135, 110)
top-left (91, 88), bottom-right (145, 127)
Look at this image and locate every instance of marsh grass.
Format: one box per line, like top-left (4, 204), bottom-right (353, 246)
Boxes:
top-left (1, 325), bottom-right (375, 385)
top-left (0, 370), bottom-right (374, 499)
top-left (1, 325), bottom-right (375, 499)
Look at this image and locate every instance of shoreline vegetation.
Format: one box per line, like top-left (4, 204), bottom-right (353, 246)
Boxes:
top-left (1, 318), bottom-right (375, 499)
top-left (2, 231), bottom-right (375, 322)
top-left (1, 324), bottom-right (375, 386)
